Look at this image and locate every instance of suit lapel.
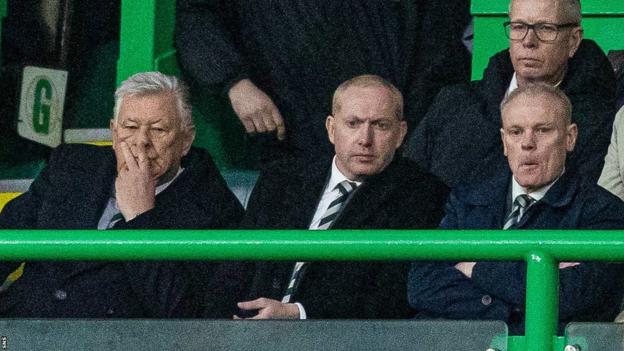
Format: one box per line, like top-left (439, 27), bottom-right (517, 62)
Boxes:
top-left (465, 170), bottom-right (512, 229)
top-left (50, 149), bottom-right (116, 229)
top-left (286, 160), bottom-right (331, 229)
top-left (515, 171), bottom-right (577, 228)
top-left (333, 160), bottom-right (401, 228)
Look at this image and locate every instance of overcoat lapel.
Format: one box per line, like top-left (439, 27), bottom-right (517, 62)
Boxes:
top-left (285, 160), bottom-right (331, 229)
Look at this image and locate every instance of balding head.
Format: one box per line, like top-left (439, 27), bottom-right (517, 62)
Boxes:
top-left (332, 74), bottom-right (404, 122)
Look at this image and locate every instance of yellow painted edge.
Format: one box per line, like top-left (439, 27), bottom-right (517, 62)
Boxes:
top-left (81, 141), bottom-right (112, 146)
top-left (0, 193), bottom-right (22, 212)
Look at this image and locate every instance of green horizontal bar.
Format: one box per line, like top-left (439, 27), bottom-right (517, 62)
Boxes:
top-left (1, 229), bottom-right (624, 261)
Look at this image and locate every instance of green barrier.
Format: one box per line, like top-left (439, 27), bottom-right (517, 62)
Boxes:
top-left (471, 0), bottom-right (624, 80)
top-left (2, 229), bottom-right (624, 351)
top-left (116, 0), bottom-right (175, 84)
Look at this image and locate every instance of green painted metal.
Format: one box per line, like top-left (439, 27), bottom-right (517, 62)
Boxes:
top-left (507, 336), bottom-right (526, 351)
top-left (471, 0), bottom-right (624, 80)
top-left (525, 252), bottom-right (558, 351)
top-left (2, 229), bottom-right (624, 351)
top-left (2, 230), bottom-right (624, 260)
top-left (115, 0), bottom-right (176, 84)
top-left (116, 0), bottom-right (157, 84)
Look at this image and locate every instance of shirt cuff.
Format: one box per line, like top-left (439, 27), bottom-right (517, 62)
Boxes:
top-left (294, 302), bottom-right (307, 319)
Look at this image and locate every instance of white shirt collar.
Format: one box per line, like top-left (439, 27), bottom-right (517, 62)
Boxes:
top-left (506, 73), bottom-right (519, 98)
top-left (325, 156), bottom-right (363, 194)
top-left (506, 72), bottom-right (564, 99)
top-left (511, 169), bottom-right (564, 203)
top-left (155, 167), bottom-right (184, 195)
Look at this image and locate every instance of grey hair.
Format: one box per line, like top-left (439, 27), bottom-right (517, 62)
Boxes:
top-left (332, 74), bottom-right (404, 120)
top-left (509, 0), bottom-right (581, 24)
top-left (113, 72), bottom-right (193, 129)
top-left (501, 83), bottom-right (572, 124)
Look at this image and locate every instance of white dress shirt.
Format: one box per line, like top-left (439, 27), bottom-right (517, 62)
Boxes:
top-left (290, 157), bottom-right (361, 318)
top-left (510, 171), bottom-right (562, 219)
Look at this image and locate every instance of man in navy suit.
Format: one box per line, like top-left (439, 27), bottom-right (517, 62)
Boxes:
top-left (0, 72), bottom-right (245, 318)
top-left (234, 75), bottom-right (448, 320)
top-left (407, 83), bottom-right (624, 334)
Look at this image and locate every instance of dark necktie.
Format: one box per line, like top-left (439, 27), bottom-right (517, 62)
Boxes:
top-left (317, 180), bottom-right (358, 230)
top-left (282, 180), bottom-right (358, 303)
top-left (107, 212), bottom-right (124, 229)
top-left (503, 194), bottom-right (535, 229)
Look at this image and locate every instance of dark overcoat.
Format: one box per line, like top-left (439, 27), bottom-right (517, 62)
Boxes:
top-left (407, 169), bottom-right (624, 334)
top-left (240, 156), bottom-right (449, 319)
top-left (405, 39), bottom-right (617, 187)
top-left (0, 144), bottom-right (246, 318)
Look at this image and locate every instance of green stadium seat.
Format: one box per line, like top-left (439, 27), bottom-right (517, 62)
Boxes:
top-left (565, 322), bottom-right (624, 351)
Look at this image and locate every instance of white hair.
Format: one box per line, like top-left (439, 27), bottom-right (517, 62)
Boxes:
top-left (113, 72), bottom-right (193, 129)
top-left (509, 0), bottom-right (581, 24)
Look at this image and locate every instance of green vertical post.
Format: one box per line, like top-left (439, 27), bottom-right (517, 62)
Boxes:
top-left (525, 252), bottom-right (558, 351)
top-left (116, 0), bottom-right (156, 84)
top-left (116, 0), bottom-right (176, 84)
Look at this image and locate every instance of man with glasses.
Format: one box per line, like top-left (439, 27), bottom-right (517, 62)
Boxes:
top-left (405, 0), bottom-right (617, 188)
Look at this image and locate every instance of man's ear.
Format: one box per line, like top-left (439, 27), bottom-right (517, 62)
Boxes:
top-left (395, 120), bottom-right (408, 149)
top-left (500, 128), bottom-right (509, 157)
top-left (567, 27), bottom-right (583, 58)
top-left (565, 123), bottom-right (578, 152)
top-left (181, 127), bottom-right (196, 156)
top-left (326, 115), bottom-right (336, 145)
top-left (110, 119), bottom-right (118, 147)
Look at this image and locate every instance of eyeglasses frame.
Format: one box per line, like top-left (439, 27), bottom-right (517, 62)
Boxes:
top-left (503, 21), bottom-right (580, 42)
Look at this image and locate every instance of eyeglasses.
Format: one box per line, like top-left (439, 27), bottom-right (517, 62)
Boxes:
top-left (503, 21), bottom-right (579, 42)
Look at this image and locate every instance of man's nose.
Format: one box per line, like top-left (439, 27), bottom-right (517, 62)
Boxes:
top-left (521, 131), bottom-right (536, 150)
top-left (357, 124), bottom-right (373, 146)
top-left (522, 27), bottom-right (539, 48)
top-left (133, 127), bottom-right (152, 147)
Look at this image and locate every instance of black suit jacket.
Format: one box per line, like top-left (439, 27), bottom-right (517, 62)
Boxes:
top-left (0, 144), bottom-right (245, 318)
top-left (240, 156), bottom-right (449, 318)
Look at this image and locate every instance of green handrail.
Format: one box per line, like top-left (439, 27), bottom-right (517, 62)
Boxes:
top-left (2, 229), bottom-right (624, 351)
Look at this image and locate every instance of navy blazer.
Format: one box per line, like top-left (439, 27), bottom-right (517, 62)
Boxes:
top-left (240, 156), bottom-right (449, 319)
top-left (408, 169), bottom-right (624, 334)
top-left (0, 144), bottom-right (245, 318)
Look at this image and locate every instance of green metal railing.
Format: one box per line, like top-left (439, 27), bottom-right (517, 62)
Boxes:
top-left (2, 229), bottom-right (624, 351)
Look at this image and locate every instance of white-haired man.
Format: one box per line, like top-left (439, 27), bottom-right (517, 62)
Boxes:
top-left (0, 72), bottom-right (246, 318)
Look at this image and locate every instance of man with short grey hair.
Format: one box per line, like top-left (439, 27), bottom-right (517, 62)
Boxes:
top-left (408, 84), bottom-right (624, 334)
top-left (405, 0), bottom-right (617, 188)
top-left (0, 72), bottom-right (245, 318)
